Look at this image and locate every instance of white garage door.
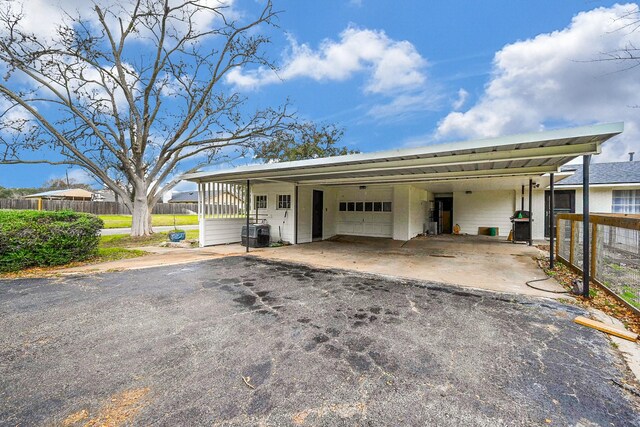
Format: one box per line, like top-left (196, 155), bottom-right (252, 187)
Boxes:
top-left (335, 188), bottom-right (393, 238)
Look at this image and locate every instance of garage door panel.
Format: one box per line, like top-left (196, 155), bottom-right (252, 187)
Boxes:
top-left (335, 187), bottom-right (393, 238)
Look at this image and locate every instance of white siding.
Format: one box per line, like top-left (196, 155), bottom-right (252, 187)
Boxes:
top-left (453, 190), bottom-right (516, 237)
top-left (251, 182), bottom-right (296, 244)
top-left (409, 186), bottom-right (429, 238)
top-left (323, 187), bottom-right (337, 240)
top-left (574, 188), bottom-right (613, 213)
top-left (297, 186), bottom-right (313, 243)
top-left (336, 186), bottom-right (393, 238)
top-left (531, 190), bottom-right (545, 240)
top-left (392, 185), bottom-right (410, 240)
top-left (201, 218), bottom-right (246, 246)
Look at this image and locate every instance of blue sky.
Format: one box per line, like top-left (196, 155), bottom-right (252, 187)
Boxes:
top-left (1, 0), bottom-right (639, 190)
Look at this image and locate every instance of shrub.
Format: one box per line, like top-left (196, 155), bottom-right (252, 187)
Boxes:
top-left (0, 210), bottom-right (103, 272)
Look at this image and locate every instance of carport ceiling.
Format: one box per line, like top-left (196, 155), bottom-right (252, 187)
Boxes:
top-left (183, 122), bottom-right (623, 186)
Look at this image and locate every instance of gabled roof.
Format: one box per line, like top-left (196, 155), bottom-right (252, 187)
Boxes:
top-left (169, 191), bottom-right (199, 203)
top-left (558, 161), bottom-right (640, 185)
top-left (183, 122), bottom-right (624, 186)
top-left (24, 188), bottom-right (94, 199)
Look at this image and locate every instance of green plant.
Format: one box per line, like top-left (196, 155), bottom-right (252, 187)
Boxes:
top-left (0, 209), bottom-right (103, 272)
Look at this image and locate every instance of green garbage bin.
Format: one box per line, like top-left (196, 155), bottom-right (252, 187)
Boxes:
top-left (489, 227), bottom-right (498, 236)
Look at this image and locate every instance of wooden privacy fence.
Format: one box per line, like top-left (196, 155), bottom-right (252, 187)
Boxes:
top-left (0, 199), bottom-right (199, 215)
top-left (556, 213), bottom-right (640, 315)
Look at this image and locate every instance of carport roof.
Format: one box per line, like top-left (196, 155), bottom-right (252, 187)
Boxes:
top-left (183, 122), bottom-right (623, 186)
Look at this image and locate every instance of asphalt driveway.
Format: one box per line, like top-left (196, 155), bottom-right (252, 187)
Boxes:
top-left (0, 257), bottom-right (638, 426)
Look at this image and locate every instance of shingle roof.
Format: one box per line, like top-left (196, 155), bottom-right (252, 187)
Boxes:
top-left (558, 161), bottom-right (640, 185)
top-left (169, 191), bottom-right (199, 203)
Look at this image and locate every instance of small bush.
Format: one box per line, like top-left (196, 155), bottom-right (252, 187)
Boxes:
top-left (0, 210), bottom-right (103, 272)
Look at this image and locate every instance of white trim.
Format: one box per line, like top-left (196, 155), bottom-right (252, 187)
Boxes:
top-left (184, 123), bottom-right (622, 185)
top-left (554, 183), bottom-right (640, 189)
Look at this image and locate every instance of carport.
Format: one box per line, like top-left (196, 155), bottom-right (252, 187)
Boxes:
top-left (184, 122), bottom-right (624, 295)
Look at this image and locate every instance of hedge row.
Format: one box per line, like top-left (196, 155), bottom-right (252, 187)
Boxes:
top-left (0, 210), bottom-right (103, 272)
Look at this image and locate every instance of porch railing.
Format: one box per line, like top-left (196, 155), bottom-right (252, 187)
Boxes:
top-left (556, 213), bottom-right (640, 314)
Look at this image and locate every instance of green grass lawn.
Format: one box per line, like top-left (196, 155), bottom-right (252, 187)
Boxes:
top-left (99, 229), bottom-right (199, 248)
top-left (99, 214), bottom-right (199, 229)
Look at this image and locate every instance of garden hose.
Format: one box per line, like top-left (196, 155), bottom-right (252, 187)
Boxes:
top-left (525, 277), bottom-right (570, 294)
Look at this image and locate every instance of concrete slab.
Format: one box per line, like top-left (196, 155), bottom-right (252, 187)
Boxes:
top-left (59, 234), bottom-right (564, 299)
top-left (251, 235), bottom-right (566, 298)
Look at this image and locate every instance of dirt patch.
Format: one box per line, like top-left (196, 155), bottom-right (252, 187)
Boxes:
top-left (537, 258), bottom-right (640, 335)
top-left (62, 409), bottom-right (89, 426)
top-left (61, 388), bottom-right (150, 427)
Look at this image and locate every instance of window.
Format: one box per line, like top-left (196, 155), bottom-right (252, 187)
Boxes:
top-left (277, 194), bottom-right (291, 209)
top-left (612, 190), bottom-right (640, 213)
top-left (255, 195), bottom-right (267, 209)
top-left (339, 201), bottom-right (392, 213)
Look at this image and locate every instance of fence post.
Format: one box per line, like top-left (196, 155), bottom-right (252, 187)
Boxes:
top-left (555, 217), bottom-right (561, 261)
top-left (569, 220), bottom-right (576, 265)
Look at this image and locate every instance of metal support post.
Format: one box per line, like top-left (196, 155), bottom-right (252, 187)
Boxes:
top-left (549, 173), bottom-right (555, 269)
top-left (246, 179), bottom-right (250, 253)
top-left (294, 184), bottom-right (299, 245)
top-left (528, 179), bottom-right (533, 246)
top-left (583, 155), bottom-right (591, 297)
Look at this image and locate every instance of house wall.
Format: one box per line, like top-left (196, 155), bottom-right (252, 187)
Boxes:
top-left (200, 218), bottom-right (246, 246)
top-left (453, 190), bottom-right (516, 237)
top-left (199, 180), bottom-right (633, 247)
top-left (297, 186), bottom-right (313, 244)
top-left (392, 185), bottom-right (410, 240)
top-left (323, 187), bottom-right (338, 240)
top-left (250, 182), bottom-right (296, 244)
top-left (409, 186), bottom-right (430, 238)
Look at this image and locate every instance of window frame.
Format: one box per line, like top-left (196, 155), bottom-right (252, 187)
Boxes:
top-left (277, 194), bottom-right (291, 210)
top-left (612, 189), bottom-right (640, 213)
top-left (254, 194), bottom-right (268, 210)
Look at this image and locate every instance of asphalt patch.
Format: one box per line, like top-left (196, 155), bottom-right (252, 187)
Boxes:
top-left (0, 256), bottom-right (638, 426)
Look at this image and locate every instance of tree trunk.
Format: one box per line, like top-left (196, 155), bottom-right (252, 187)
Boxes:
top-left (131, 194), bottom-right (152, 237)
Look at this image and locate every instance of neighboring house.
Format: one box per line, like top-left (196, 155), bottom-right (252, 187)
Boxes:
top-left (183, 123), bottom-right (626, 246)
top-left (24, 188), bottom-right (93, 201)
top-left (552, 160), bottom-right (640, 215)
top-left (91, 189), bottom-right (118, 202)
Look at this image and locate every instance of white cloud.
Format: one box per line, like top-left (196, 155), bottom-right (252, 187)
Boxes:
top-left (6, 0), bottom-right (237, 41)
top-left (48, 168), bottom-right (95, 185)
top-left (452, 88), bottom-right (469, 110)
top-left (367, 90), bottom-right (442, 120)
top-left (226, 26), bottom-right (427, 95)
top-left (435, 3), bottom-right (640, 162)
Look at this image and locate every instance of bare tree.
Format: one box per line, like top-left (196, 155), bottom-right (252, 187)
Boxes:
top-left (598, 5), bottom-right (640, 70)
top-left (0, 0), bottom-right (292, 235)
